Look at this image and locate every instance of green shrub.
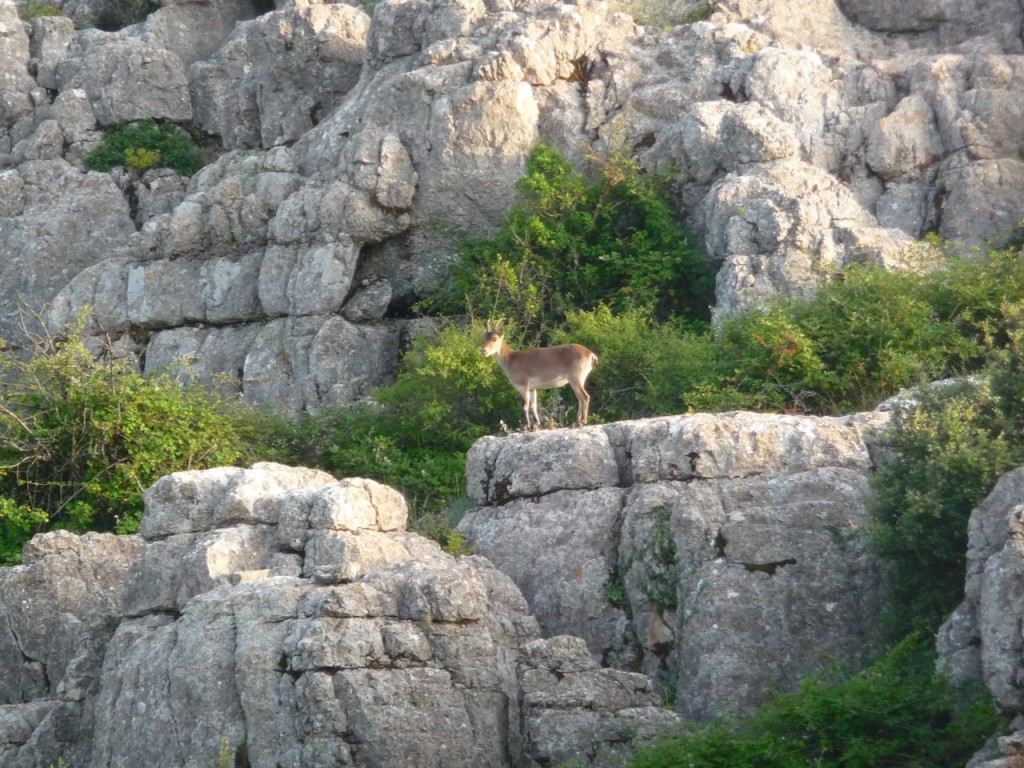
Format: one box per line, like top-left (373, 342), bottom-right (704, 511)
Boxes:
top-left (17, 0), bottom-right (61, 20)
top-left (628, 636), bottom-right (1002, 768)
top-left (0, 322), bottom-right (252, 563)
top-left (375, 321), bottom-right (523, 435)
top-left (610, 0), bottom-right (713, 28)
top-left (433, 144), bottom-right (714, 342)
top-left (786, 266), bottom-right (983, 411)
top-left (869, 379), bottom-right (1020, 637)
top-left (925, 248), bottom-right (1024, 350)
top-left (554, 306), bottom-right (718, 420)
top-left (86, 119), bottom-right (204, 176)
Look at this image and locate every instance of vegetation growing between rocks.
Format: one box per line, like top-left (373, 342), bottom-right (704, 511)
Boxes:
top-left (429, 143), bottom-right (714, 340)
top-left (86, 119), bottom-right (205, 176)
top-left (16, 0), bottom-right (60, 20)
top-left (0, 319), bottom-right (252, 563)
top-left (0, 143), bottom-right (1021, 759)
top-left (627, 635), bottom-right (1001, 768)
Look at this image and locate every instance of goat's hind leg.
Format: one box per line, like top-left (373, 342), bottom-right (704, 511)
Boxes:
top-left (571, 383), bottom-right (590, 427)
top-left (528, 389), bottom-right (541, 431)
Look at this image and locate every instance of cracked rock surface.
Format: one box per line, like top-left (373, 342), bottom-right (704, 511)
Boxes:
top-left (0, 462), bottom-right (676, 768)
top-left (5, 0), bottom-right (1024, 411)
top-left (460, 410), bottom-right (891, 718)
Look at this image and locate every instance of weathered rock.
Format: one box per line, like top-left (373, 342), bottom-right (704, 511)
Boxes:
top-left (8, 0), bottom-right (1024, 411)
top-left (127, 0), bottom-right (259, 68)
top-left (938, 468), bottom-right (1024, 710)
top-left (0, 529), bottom-right (145, 768)
top-left (937, 467), bottom-right (1024, 767)
top-left (190, 1), bottom-right (370, 149)
top-left (461, 411), bottom-right (889, 718)
top-left (704, 160), bottom-right (921, 315)
top-left (140, 461), bottom-right (337, 539)
top-left (0, 160), bottom-right (136, 341)
top-left (55, 32), bottom-right (192, 125)
top-left (0, 0), bottom-right (34, 135)
top-left (1, 462), bottom-right (677, 767)
top-left (518, 635), bottom-right (682, 768)
top-left (27, 15), bottom-right (74, 90)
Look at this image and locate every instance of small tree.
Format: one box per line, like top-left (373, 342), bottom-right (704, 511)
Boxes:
top-left (433, 144), bottom-right (714, 343)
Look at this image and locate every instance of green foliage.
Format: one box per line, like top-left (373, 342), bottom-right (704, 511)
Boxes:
top-left (0, 321), bottom-right (252, 563)
top-left (86, 119), bottom-right (204, 176)
top-left (376, 321), bottom-right (522, 435)
top-left (435, 144), bottom-right (714, 342)
top-left (442, 529), bottom-right (472, 557)
top-left (869, 380), bottom-right (1021, 638)
top-left (610, 0), bottom-right (714, 28)
top-left (554, 306), bottom-right (717, 420)
top-left (17, 0), bottom-right (61, 20)
top-left (785, 266), bottom-right (983, 410)
top-left (628, 636), bottom-right (1002, 768)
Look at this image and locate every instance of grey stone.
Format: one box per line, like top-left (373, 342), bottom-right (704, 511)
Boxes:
top-left (462, 412), bottom-right (888, 717)
top-left (55, 33), bottom-right (192, 125)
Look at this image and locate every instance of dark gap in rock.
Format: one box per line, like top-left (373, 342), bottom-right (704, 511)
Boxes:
top-left (743, 558), bottom-right (798, 575)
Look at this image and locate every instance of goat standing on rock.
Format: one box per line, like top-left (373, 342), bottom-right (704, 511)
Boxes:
top-left (481, 330), bottom-right (598, 430)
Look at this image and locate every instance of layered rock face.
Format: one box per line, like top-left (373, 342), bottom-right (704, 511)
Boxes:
top-left (938, 469), bottom-right (1024, 767)
top-left (459, 410), bottom-right (891, 719)
top-left (2, 0), bottom-right (1024, 410)
top-left (0, 463), bottom-right (676, 768)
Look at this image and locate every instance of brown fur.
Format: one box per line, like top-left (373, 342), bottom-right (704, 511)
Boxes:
top-left (481, 330), bottom-right (598, 430)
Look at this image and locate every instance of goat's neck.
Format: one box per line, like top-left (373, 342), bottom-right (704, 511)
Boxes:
top-left (495, 340), bottom-right (516, 372)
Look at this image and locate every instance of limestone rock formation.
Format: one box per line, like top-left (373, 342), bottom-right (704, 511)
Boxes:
top-left (459, 410), bottom-right (891, 718)
top-left (938, 468), bottom-right (1024, 767)
top-left (0, 462), bottom-right (675, 767)
top-left (3, 0), bottom-right (1024, 410)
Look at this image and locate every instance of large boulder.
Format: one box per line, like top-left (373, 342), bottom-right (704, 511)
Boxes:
top-left (0, 530), bottom-right (146, 768)
top-left (0, 463), bottom-right (678, 767)
top-left (460, 411), bottom-right (891, 718)
top-left (0, 159), bottom-right (136, 341)
top-left (54, 31), bottom-right (192, 125)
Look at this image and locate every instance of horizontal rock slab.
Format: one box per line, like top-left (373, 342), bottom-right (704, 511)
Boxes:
top-left (140, 462), bottom-right (337, 539)
top-left (467, 429), bottom-right (620, 504)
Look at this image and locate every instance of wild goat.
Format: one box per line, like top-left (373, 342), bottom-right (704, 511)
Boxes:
top-left (481, 330), bottom-right (598, 430)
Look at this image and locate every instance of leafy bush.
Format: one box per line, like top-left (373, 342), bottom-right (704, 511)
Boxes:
top-left (86, 119), bottom-right (204, 176)
top-left (869, 377), bottom-right (1024, 638)
top-left (375, 321), bottom-right (522, 435)
top-left (433, 144), bottom-right (714, 342)
top-left (628, 636), bottom-right (1002, 768)
top-left (0, 323), bottom-right (252, 563)
top-left (554, 306), bottom-right (717, 420)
